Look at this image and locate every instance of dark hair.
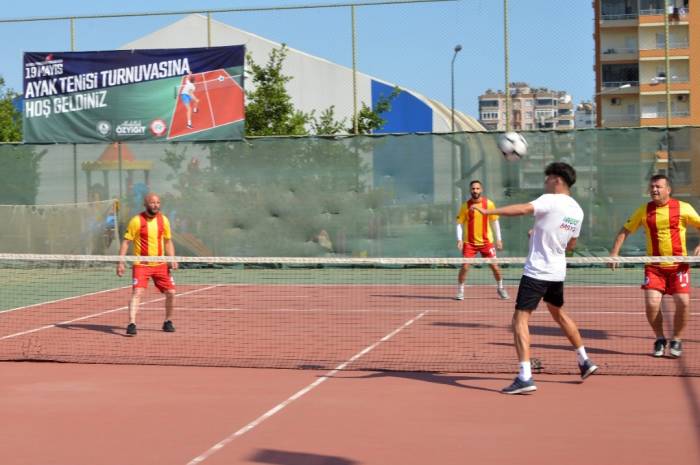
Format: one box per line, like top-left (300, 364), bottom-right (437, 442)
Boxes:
top-left (469, 180), bottom-right (482, 187)
top-left (649, 173), bottom-right (671, 187)
top-left (544, 162), bottom-right (576, 187)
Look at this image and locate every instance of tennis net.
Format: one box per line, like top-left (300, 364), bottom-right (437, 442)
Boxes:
top-left (0, 254), bottom-right (698, 376)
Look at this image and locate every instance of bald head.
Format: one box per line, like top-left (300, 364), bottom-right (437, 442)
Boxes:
top-left (143, 192), bottom-right (161, 217)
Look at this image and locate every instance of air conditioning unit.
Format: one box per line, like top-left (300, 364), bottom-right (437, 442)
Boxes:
top-left (610, 97), bottom-right (622, 105)
top-left (677, 94), bottom-right (689, 102)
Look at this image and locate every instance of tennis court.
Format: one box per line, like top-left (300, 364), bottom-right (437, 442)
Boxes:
top-left (1, 255), bottom-right (699, 377)
top-left (2, 339), bottom-right (699, 465)
top-left (1, 255), bottom-right (699, 464)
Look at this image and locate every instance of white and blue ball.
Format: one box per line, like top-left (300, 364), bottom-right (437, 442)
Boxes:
top-left (497, 132), bottom-right (528, 161)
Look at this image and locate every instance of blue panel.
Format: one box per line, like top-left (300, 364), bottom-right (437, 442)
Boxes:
top-left (371, 80), bottom-right (432, 133)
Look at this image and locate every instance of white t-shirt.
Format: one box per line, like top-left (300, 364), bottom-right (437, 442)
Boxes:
top-left (181, 80), bottom-right (195, 96)
top-left (523, 194), bottom-right (583, 282)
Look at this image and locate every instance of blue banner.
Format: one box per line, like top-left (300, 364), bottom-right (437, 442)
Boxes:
top-left (23, 45), bottom-right (245, 143)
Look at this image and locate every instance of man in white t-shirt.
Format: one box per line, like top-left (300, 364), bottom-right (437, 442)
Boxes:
top-left (471, 162), bottom-right (598, 394)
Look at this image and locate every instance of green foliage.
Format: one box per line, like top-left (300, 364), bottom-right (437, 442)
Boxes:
top-left (245, 45), bottom-right (400, 136)
top-left (310, 106), bottom-right (347, 136)
top-left (350, 86), bottom-right (401, 134)
top-left (0, 77), bottom-right (22, 142)
top-left (245, 46), bottom-right (310, 136)
top-left (0, 77), bottom-right (45, 204)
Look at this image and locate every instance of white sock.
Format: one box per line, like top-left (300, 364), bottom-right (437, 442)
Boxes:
top-left (458, 283), bottom-right (464, 291)
top-left (518, 361), bottom-right (532, 381)
top-left (575, 346), bottom-right (588, 365)
top-left (497, 279), bottom-right (504, 289)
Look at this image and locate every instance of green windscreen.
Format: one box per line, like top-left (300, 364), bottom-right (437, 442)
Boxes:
top-left (1, 127), bottom-right (697, 257)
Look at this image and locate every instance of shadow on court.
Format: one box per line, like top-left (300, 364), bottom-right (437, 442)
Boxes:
top-left (330, 371), bottom-right (503, 392)
top-left (490, 342), bottom-right (626, 356)
top-left (328, 371), bottom-right (587, 392)
top-left (55, 323), bottom-right (128, 337)
top-left (679, 357), bottom-right (700, 450)
top-left (529, 325), bottom-right (609, 340)
top-left (369, 294), bottom-right (457, 301)
top-left (431, 321), bottom-right (498, 329)
top-left (249, 449), bottom-right (358, 465)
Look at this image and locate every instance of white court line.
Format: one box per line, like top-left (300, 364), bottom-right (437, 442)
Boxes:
top-left (203, 78), bottom-right (216, 126)
top-left (0, 285), bottom-right (130, 315)
top-left (0, 285), bottom-right (218, 341)
top-left (185, 309), bottom-right (429, 465)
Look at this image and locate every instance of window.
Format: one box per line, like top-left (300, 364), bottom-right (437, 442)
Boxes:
top-left (479, 100), bottom-right (499, 108)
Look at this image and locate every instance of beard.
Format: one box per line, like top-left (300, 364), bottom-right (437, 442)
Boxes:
top-left (145, 206), bottom-right (159, 216)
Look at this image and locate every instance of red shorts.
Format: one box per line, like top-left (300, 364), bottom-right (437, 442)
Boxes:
top-left (642, 264), bottom-right (690, 295)
top-left (132, 264), bottom-right (175, 292)
top-left (462, 242), bottom-right (497, 258)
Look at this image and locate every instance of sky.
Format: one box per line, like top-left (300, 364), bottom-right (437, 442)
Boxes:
top-left (0, 0), bottom-right (595, 119)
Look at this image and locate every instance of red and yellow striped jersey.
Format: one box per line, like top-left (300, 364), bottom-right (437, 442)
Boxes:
top-left (624, 199), bottom-right (700, 260)
top-left (124, 212), bottom-right (172, 266)
top-left (456, 197), bottom-right (499, 246)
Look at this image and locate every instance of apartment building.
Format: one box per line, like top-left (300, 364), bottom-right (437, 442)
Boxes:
top-left (595, 0), bottom-right (699, 198)
top-left (595, 0), bottom-right (695, 127)
top-left (478, 83), bottom-right (575, 131)
top-left (575, 101), bottom-right (597, 128)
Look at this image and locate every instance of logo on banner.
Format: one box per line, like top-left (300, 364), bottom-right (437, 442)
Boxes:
top-left (115, 120), bottom-right (147, 136)
top-left (24, 55), bottom-right (64, 79)
top-left (96, 120), bottom-right (112, 137)
top-left (149, 119), bottom-right (167, 137)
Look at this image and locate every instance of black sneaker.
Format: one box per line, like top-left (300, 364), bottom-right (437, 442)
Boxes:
top-left (126, 323), bottom-right (137, 336)
top-left (579, 359), bottom-right (598, 379)
top-left (653, 338), bottom-right (667, 357)
top-left (162, 320), bottom-right (176, 333)
top-left (501, 377), bottom-right (537, 394)
top-left (669, 339), bottom-right (682, 358)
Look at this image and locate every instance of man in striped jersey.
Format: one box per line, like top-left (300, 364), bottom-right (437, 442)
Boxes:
top-left (611, 174), bottom-right (700, 358)
top-left (117, 193), bottom-right (178, 336)
top-left (455, 180), bottom-right (509, 301)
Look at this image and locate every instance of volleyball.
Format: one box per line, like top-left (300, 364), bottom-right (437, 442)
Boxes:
top-left (497, 132), bottom-right (528, 161)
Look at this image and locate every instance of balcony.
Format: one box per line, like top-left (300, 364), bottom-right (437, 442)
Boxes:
top-left (601, 47), bottom-right (638, 62)
top-left (600, 13), bottom-right (638, 21)
top-left (601, 114), bottom-right (640, 127)
top-left (639, 76), bottom-right (690, 94)
top-left (640, 40), bottom-right (689, 50)
top-left (601, 81), bottom-right (640, 93)
top-left (641, 110), bottom-right (690, 118)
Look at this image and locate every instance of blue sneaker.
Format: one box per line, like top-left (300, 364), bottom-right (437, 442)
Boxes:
top-left (501, 377), bottom-right (537, 394)
top-left (669, 339), bottom-right (682, 358)
top-left (579, 359), bottom-right (598, 379)
top-left (653, 338), bottom-right (667, 357)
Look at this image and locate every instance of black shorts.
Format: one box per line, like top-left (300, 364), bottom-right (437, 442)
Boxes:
top-left (515, 275), bottom-right (564, 310)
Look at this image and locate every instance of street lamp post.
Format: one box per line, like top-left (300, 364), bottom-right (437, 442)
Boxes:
top-left (451, 44), bottom-right (462, 132)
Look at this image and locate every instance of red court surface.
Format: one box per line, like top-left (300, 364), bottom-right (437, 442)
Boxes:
top-left (1, 361), bottom-right (698, 465)
top-left (168, 69), bottom-right (244, 139)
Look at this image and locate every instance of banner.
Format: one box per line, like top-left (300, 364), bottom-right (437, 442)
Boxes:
top-left (23, 46), bottom-right (245, 143)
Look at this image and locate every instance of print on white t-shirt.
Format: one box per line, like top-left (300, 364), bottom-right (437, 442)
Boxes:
top-left (523, 193), bottom-right (583, 282)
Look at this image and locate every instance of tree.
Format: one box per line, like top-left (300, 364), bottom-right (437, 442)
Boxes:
top-left (245, 45), bottom-right (400, 136)
top-left (0, 77), bottom-right (45, 204)
top-left (245, 46), bottom-right (310, 136)
top-left (350, 86), bottom-right (401, 134)
top-left (0, 76), bottom-right (22, 142)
